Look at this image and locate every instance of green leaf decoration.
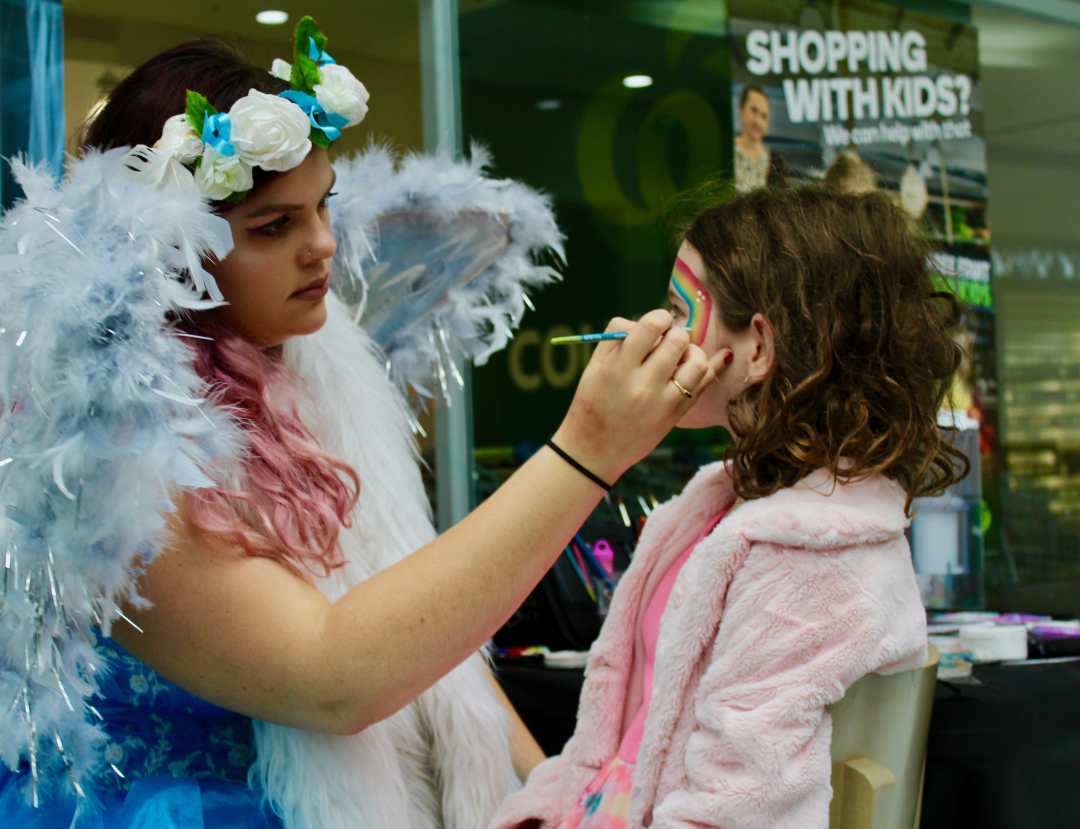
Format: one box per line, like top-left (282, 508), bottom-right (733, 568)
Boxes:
top-left (309, 130), bottom-right (332, 150)
top-left (184, 90), bottom-right (217, 135)
top-left (289, 15), bottom-right (327, 94)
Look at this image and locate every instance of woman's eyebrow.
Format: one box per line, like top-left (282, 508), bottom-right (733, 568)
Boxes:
top-left (243, 173), bottom-right (338, 220)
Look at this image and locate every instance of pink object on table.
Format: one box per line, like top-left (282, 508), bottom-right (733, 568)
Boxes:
top-left (592, 540), bottom-right (615, 576)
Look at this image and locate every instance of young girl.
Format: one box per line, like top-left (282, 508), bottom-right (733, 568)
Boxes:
top-left (492, 185), bottom-right (967, 829)
top-left (0, 25), bottom-right (712, 829)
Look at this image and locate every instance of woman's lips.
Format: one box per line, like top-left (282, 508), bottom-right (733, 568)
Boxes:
top-left (292, 276), bottom-right (329, 299)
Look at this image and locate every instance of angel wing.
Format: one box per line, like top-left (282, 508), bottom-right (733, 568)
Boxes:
top-left (0, 150), bottom-right (238, 803)
top-left (329, 144), bottom-right (564, 407)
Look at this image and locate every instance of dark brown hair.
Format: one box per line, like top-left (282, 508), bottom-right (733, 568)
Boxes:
top-left (78, 40), bottom-right (288, 199)
top-left (684, 186), bottom-right (968, 510)
top-left (738, 84), bottom-right (768, 111)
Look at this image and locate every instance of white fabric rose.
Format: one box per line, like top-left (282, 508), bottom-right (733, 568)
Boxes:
top-left (228, 89), bottom-right (312, 172)
top-left (154, 114), bottom-right (202, 164)
top-left (195, 149), bottom-right (254, 200)
top-left (313, 64), bottom-right (370, 127)
top-left (270, 59), bottom-right (292, 83)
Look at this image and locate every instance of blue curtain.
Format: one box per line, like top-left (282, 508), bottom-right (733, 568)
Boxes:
top-left (1, 0), bottom-right (64, 210)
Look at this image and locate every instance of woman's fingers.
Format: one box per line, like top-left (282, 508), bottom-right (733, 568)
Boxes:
top-left (671, 345), bottom-right (709, 393)
top-left (617, 309), bottom-right (674, 366)
top-left (593, 316), bottom-right (633, 358)
top-left (643, 325), bottom-right (691, 383)
top-left (667, 344), bottom-right (712, 408)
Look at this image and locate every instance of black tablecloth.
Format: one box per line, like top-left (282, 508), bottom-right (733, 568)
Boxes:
top-left (497, 658), bottom-right (1080, 828)
top-left (922, 658), bottom-right (1080, 829)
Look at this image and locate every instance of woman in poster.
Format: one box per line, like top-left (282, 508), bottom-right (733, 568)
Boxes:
top-left (733, 85), bottom-right (772, 192)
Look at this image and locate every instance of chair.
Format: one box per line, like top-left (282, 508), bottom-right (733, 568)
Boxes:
top-left (827, 645), bottom-right (940, 829)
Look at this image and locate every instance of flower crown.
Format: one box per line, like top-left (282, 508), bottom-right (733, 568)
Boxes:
top-left (125, 16), bottom-right (367, 202)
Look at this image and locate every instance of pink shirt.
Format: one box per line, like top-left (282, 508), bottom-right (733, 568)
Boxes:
top-left (617, 511), bottom-right (726, 761)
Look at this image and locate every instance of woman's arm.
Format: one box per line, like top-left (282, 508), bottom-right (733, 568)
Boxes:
top-left (113, 311), bottom-right (712, 735)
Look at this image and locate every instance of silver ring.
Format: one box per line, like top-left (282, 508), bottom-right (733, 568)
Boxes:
top-left (671, 378), bottom-right (693, 399)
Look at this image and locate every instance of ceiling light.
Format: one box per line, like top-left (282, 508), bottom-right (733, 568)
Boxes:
top-left (255, 10), bottom-right (289, 26)
top-left (536, 99), bottom-right (562, 111)
top-left (622, 74), bottom-right (653, 89)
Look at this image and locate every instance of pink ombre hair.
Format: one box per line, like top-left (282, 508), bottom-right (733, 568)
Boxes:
top-left (181, 322), bottom-right (359, 577)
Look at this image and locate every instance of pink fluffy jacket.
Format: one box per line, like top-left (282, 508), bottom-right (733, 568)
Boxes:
top-left (491, 461), bottom-right (928, 829)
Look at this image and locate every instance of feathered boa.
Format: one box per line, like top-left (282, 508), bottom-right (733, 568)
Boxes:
top-left (258, 296), bottom-right (516, 828)
top-left (0, 149), bottom-right (240, 807)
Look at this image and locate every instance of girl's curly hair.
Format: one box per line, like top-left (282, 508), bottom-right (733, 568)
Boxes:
top-left (684, 185), bottom-right (969, 511)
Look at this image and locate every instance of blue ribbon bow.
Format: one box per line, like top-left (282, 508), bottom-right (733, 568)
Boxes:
top-left (201, 112), bottom-right (235, 157)
top-left (279, 90), bottom-right (348, 143)
top-left (308, 36), bottom-right (336, 65)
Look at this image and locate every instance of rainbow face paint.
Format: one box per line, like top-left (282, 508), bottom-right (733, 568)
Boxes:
top-left (669, 256), bottom-right (713, 345)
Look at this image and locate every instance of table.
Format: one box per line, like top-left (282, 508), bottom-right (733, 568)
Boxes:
top-left (921, 658), bottom-right (1080, 829)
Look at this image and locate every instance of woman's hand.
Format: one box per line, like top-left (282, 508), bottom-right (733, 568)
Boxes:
top-left (553, 309), bottom-right (714, 483)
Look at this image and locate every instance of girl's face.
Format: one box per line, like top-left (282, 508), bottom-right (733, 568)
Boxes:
top-left (205, 148), bottom-right (337, 348)
top-left (667, 240), bottom-right (765, 431)
top-left (740, 90), bottom-right (770, 143)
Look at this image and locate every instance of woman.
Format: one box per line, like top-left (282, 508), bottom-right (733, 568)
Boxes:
top-left (733, 85), bottom-right (773, 193)
top-left (492, 185), bottom-right (967, 828)
top-left (0, 30), bottom-right (713, 829)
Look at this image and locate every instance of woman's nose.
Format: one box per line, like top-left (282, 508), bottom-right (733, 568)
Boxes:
top-left (305, 222), bottom-right (337, 264)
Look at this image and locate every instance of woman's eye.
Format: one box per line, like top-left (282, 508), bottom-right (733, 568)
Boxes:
top-left (253, 216), bottom-right (290, 236)
top-left (319, 190), bottom-right (338, 209)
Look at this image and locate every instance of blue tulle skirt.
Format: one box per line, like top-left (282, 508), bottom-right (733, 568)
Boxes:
top-left (0, 771), bottom-right (284, 828)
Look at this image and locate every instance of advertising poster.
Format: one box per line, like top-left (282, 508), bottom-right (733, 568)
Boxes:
top-left (730, 1), bottom-right (996, 460)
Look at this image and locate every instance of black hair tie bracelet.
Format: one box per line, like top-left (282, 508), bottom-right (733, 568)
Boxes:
top-left (545, 439), bottom-right (614, 492)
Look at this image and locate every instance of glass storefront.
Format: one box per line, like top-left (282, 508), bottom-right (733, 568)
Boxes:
top-left (975, 2), bottom-right (1080, 613)
top-left (461, 0), bottom-right (1080, 615)
top-left (5, 0), bottom-right (1077, 613)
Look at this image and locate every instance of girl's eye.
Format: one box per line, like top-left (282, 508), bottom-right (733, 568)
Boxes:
top-left (319, 190), bottom-right (338, 209)
top-left (253, 215), bottom-right (290, 236)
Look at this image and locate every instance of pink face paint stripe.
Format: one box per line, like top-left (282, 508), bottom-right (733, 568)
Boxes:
top-left (670, 256), bottom-right (712, 345)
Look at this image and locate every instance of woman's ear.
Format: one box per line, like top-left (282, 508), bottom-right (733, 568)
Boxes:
top-left (746, 312), bottom-right (775, 384)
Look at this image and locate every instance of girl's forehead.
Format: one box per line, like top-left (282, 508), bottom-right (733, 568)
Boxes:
top-left (675, 240), bottom-right (706, 273)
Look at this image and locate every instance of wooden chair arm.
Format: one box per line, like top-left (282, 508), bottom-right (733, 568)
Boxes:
top-left (829, 755), bottom-right (897, 829)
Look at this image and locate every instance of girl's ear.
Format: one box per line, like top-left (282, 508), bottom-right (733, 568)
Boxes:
top-left (746, 313), bottom-right (775, 384)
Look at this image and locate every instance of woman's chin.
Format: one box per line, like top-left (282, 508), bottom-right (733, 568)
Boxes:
top-left (292, 300), bottom-right (329, 337)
